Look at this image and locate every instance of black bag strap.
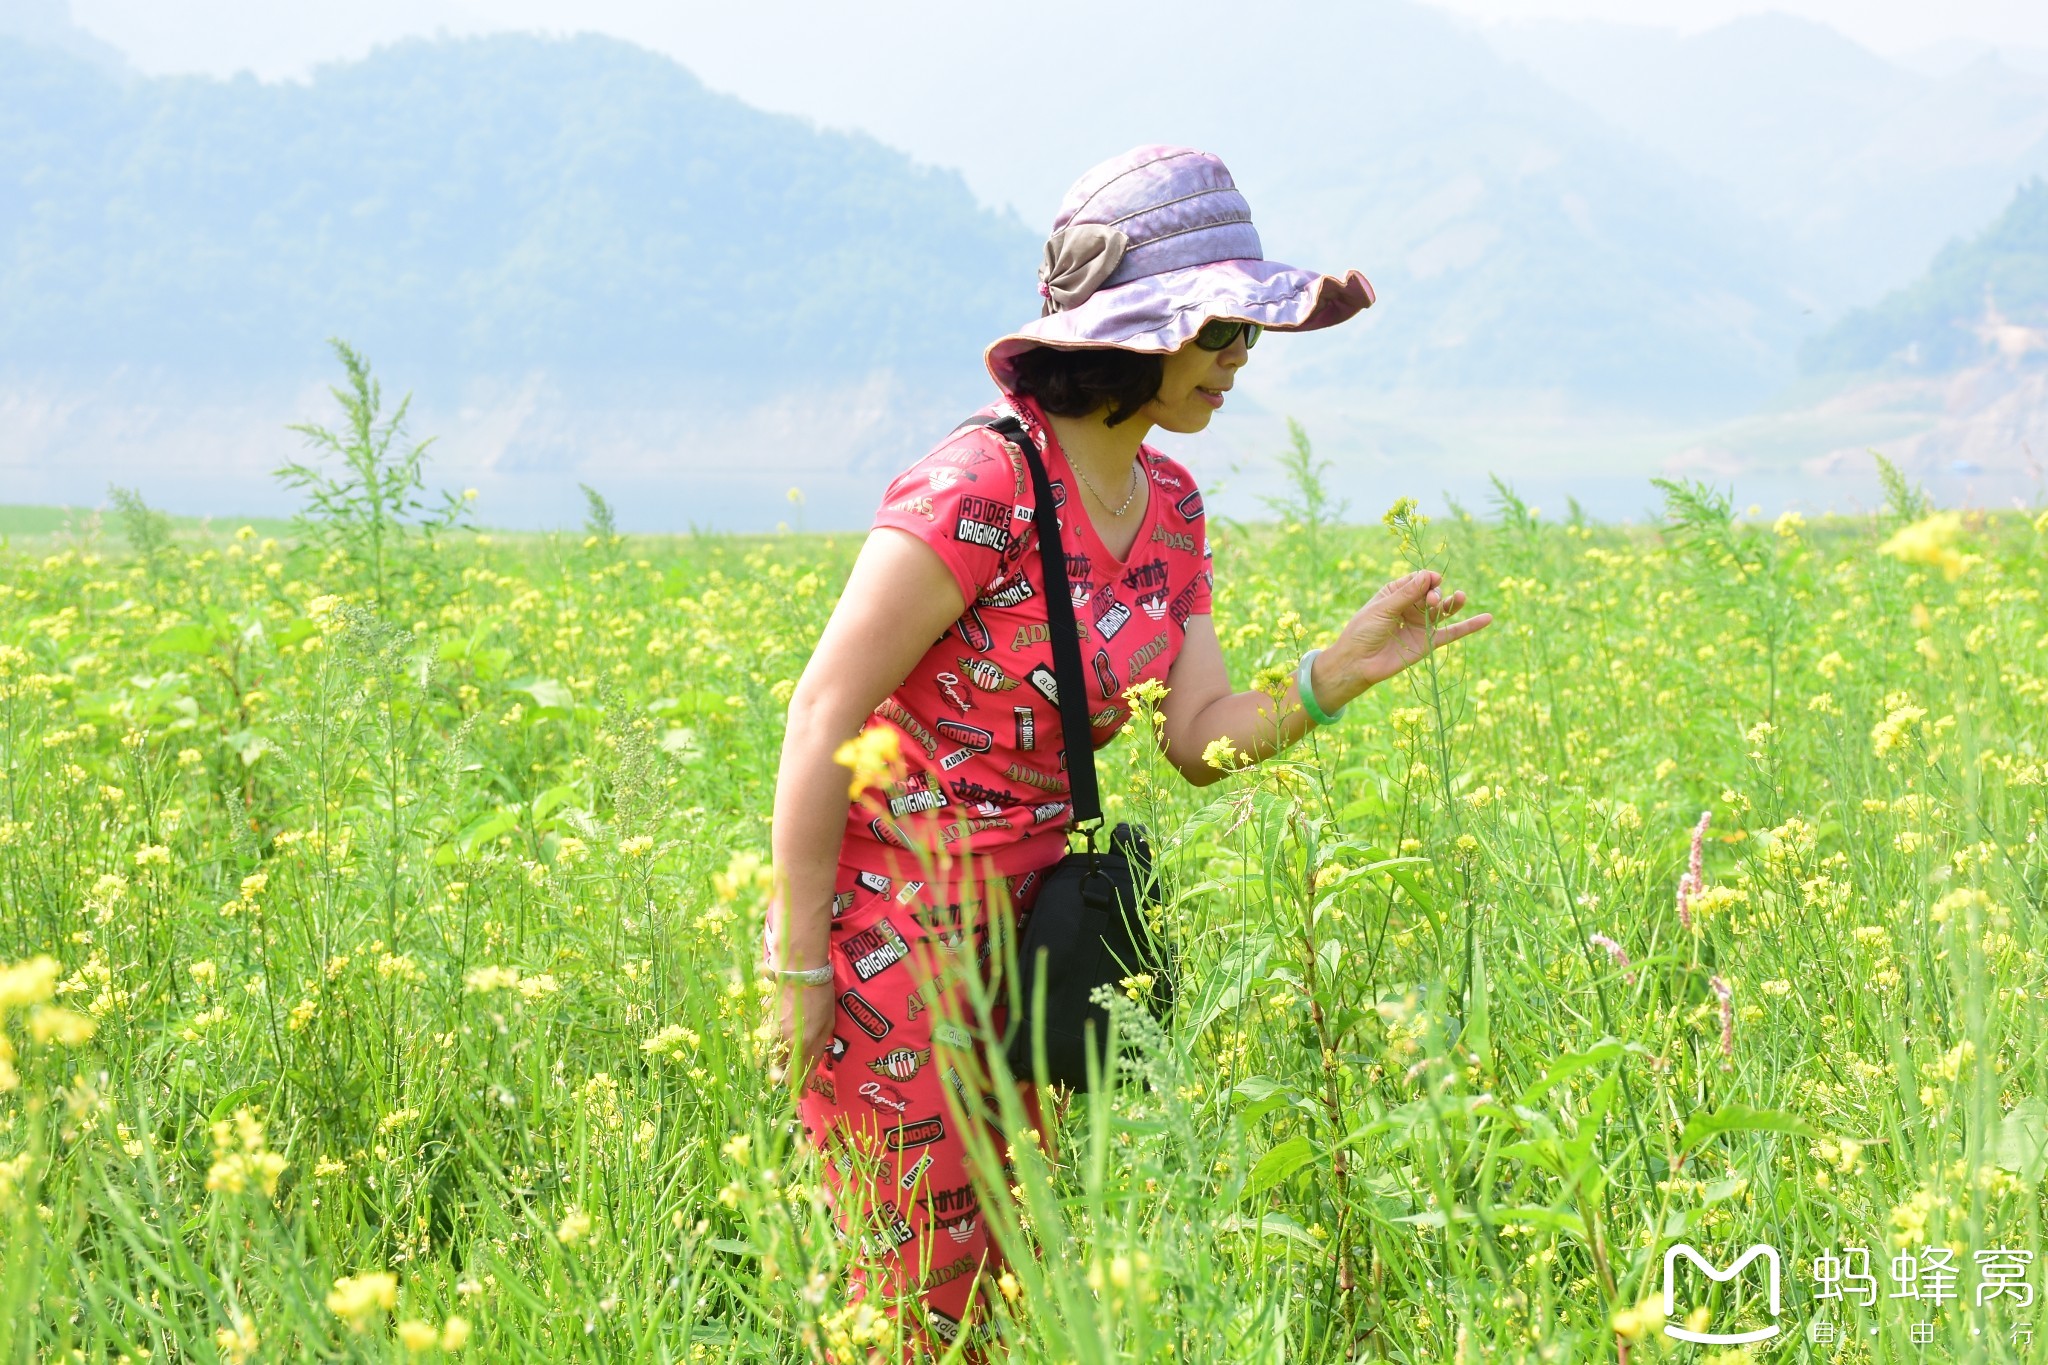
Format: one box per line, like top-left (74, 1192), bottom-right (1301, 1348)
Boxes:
top-left (952, 412), bottom-right (1103, 835)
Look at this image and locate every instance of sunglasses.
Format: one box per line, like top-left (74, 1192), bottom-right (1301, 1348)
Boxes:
top-left (1194, 318), bottom-right (1263, 351)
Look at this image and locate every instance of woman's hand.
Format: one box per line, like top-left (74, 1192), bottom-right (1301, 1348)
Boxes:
top-left (770, 977), bottom-right (837, 1087)
top-left (1318, 570), bottom-right (1491, 706)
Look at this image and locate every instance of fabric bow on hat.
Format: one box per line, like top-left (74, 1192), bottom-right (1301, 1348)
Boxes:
top-left (1038, 223), bottom-right (1130, 316)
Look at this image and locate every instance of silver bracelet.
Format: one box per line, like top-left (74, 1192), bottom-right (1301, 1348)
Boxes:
top-left (766, 964), bottom-right (833, 987)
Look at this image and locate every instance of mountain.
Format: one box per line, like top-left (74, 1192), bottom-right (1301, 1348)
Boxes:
top-left (1804, 179), bottom-right (2048, 374)
top-left (0, 32), bottom-right (1035, 397)
top-left (9, 6), bottom-right (2030, 524)
top-left (634, 0), bottom-right (1814, 412)
top-left (1484, 15), bottom-right (2048, 308)
top-left (0, 5), bottom-right (1819, 414)
top-left (0, 0), bottom-right (125, 75)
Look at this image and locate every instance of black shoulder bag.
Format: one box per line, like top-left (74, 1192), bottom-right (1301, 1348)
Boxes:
top-left (958, 413), bottom-right (1176, 1091)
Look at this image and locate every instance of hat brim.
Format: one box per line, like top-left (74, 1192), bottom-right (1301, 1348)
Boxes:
top-left (985, 258), bottom-right (1374, 388)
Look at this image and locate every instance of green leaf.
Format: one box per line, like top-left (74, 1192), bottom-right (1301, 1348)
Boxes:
top-left (224, 730), bottom-right (278, 767)
top-left (1679, 1104), bottom-right (1815, 1154)
top-left (147, 623), bottom-right (217, 655)
top-left (1993, 1099), bottom-right (2048, 1183)
top-left (1230, 1078), bottom-right (1302, 1128)
top-left (510, 678), bottom-right (574, 710)
top-left (1243, 1135), bottom-right (1318, 1201)
top-left (1464, 939), bottom-right (1491, 1070)
top-left (649, 689), bottom-right (733, 718)
top-left (208, 1083), bottom-right (271, 1123)
top-left (457, 809), bottom-right (520, 855)
top-left (1519, 1040), bottom-right (1625, 1105)
top-left (705, 1238), bottom-right (759, 1258)
top-left (1492, 1205), bottom-right (1588, 1239)
top-left (531, 783), bottom-right (580, 822)
top-left (1214, 1212), bottom-right (1328, 1251)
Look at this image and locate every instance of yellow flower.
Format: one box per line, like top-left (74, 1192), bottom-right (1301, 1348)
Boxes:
top-left (0, 956), bottom-right (59, 1010)
top-left (1610, 1292), bottom-right (1664, 1340)
top-left (440, 1316), bottom-right (473, 1351)
top-left (462, 970), bottom-right (520, 994)
top-left (378, 1107), bottom-right (421, 1135)
top-left (641, 1023), bottom-right (702, 1060)
top-left (1201, 737), bottom-right (1245, 772)
top-left (0, 1150), bottom-right (34, 1202)
top-left (1871, 704), bottom-right (1927, 757)
top-left (713, 850), bottom-right (775, 905)
top-left (28, 1006), bottom-right (95, 1045)
top-left (556, 1208), bottom-right (593, 1245)
top-left (833, 727), bottom-right (902, 798)
top-left (214, 1311), bottom-right (260, 1364)
top-left (1123, 677), bottom-right (1169, 709)
top-left (396, 1320), bottom-right (439, 1353)
top-left (1877, 511), bottom-right (1967, 580)
top-left (326, 1272), bottom-right (398, 1331)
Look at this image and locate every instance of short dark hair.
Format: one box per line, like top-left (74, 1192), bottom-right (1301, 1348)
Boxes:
top-left (1008, 346), bottom-right (1163, 427)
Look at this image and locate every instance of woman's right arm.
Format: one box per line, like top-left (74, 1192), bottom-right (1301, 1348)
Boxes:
top-left (768, 526), bottom-right (971, 1076)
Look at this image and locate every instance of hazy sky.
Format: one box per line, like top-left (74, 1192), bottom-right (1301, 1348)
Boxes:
top-left (64, 0), bottom-right (2048, 86)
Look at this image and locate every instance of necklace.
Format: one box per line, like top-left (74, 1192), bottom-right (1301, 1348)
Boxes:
top-left (1072, 455), bottom-right (1143, 518)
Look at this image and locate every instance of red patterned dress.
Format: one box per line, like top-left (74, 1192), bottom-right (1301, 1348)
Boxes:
top-left (795, 392), bottom-right (1211, 1353)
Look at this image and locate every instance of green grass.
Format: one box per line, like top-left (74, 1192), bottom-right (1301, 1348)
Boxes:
top-left (0, 462), bottom-right (2043, 1363)
top-left (0, 503), bottom-right (298, 545)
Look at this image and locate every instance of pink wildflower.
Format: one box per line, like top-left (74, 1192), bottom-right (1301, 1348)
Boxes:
top-left (1676, 810), bottom-right (1711, 931)
top-left (1589, 933), bottom-right (1635, 984)
top-left (1709, 974), bottom-right (1734, 1061)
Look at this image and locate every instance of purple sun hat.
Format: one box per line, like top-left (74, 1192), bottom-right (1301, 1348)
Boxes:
top-left (985, 145), bottom-right (1374, 388)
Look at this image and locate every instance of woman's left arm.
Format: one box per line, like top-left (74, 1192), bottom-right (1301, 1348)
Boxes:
top-left (1156, 570), bottom-right (1491, 787)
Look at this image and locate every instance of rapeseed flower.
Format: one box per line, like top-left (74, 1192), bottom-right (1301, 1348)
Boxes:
top-left (327, 1271), bottom-right (398, 1331)
top-left (214, 1312), bottom-right (260, 1363)
top-left (1878, 511), bottom-right (1968, 580)
top-left (1870, 704), bottom-right (1927, 757)
top-left (0, 956), bottom-right (59, 1011)
top-left (396, 1320), bottom-right (439, 1352)
top-left (832, 727), bottom-right (902, 798)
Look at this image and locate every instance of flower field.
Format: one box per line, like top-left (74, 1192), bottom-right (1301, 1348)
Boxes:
top-left (1, 450), bottom-right (2044, 1363)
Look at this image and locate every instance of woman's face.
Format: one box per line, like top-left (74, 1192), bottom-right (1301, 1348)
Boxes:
top-left (1139, 328), bottom-right (1252, 434)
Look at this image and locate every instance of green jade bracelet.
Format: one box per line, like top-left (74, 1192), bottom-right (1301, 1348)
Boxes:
top-left (1296, 647), bottom-right (1348, 726)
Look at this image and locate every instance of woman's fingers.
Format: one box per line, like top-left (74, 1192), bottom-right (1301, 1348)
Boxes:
top-left (1427, 590), bottom-right (1467, 621)
top-left (1429, 613), bottom-right (1493, 646)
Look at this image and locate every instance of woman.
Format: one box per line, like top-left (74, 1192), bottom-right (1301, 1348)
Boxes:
top-left (765, 145), bottom-right (1491, 1350)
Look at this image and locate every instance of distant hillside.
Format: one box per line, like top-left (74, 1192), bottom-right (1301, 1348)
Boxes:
top-left (0, 33), bottom-right (1034, 395)
top-left (0, 0), bottom-right (125, 75)
top-left (639, 0), bottom-right (1816, 411)
top-left (1804, 180), bottom-right (2048, 374)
